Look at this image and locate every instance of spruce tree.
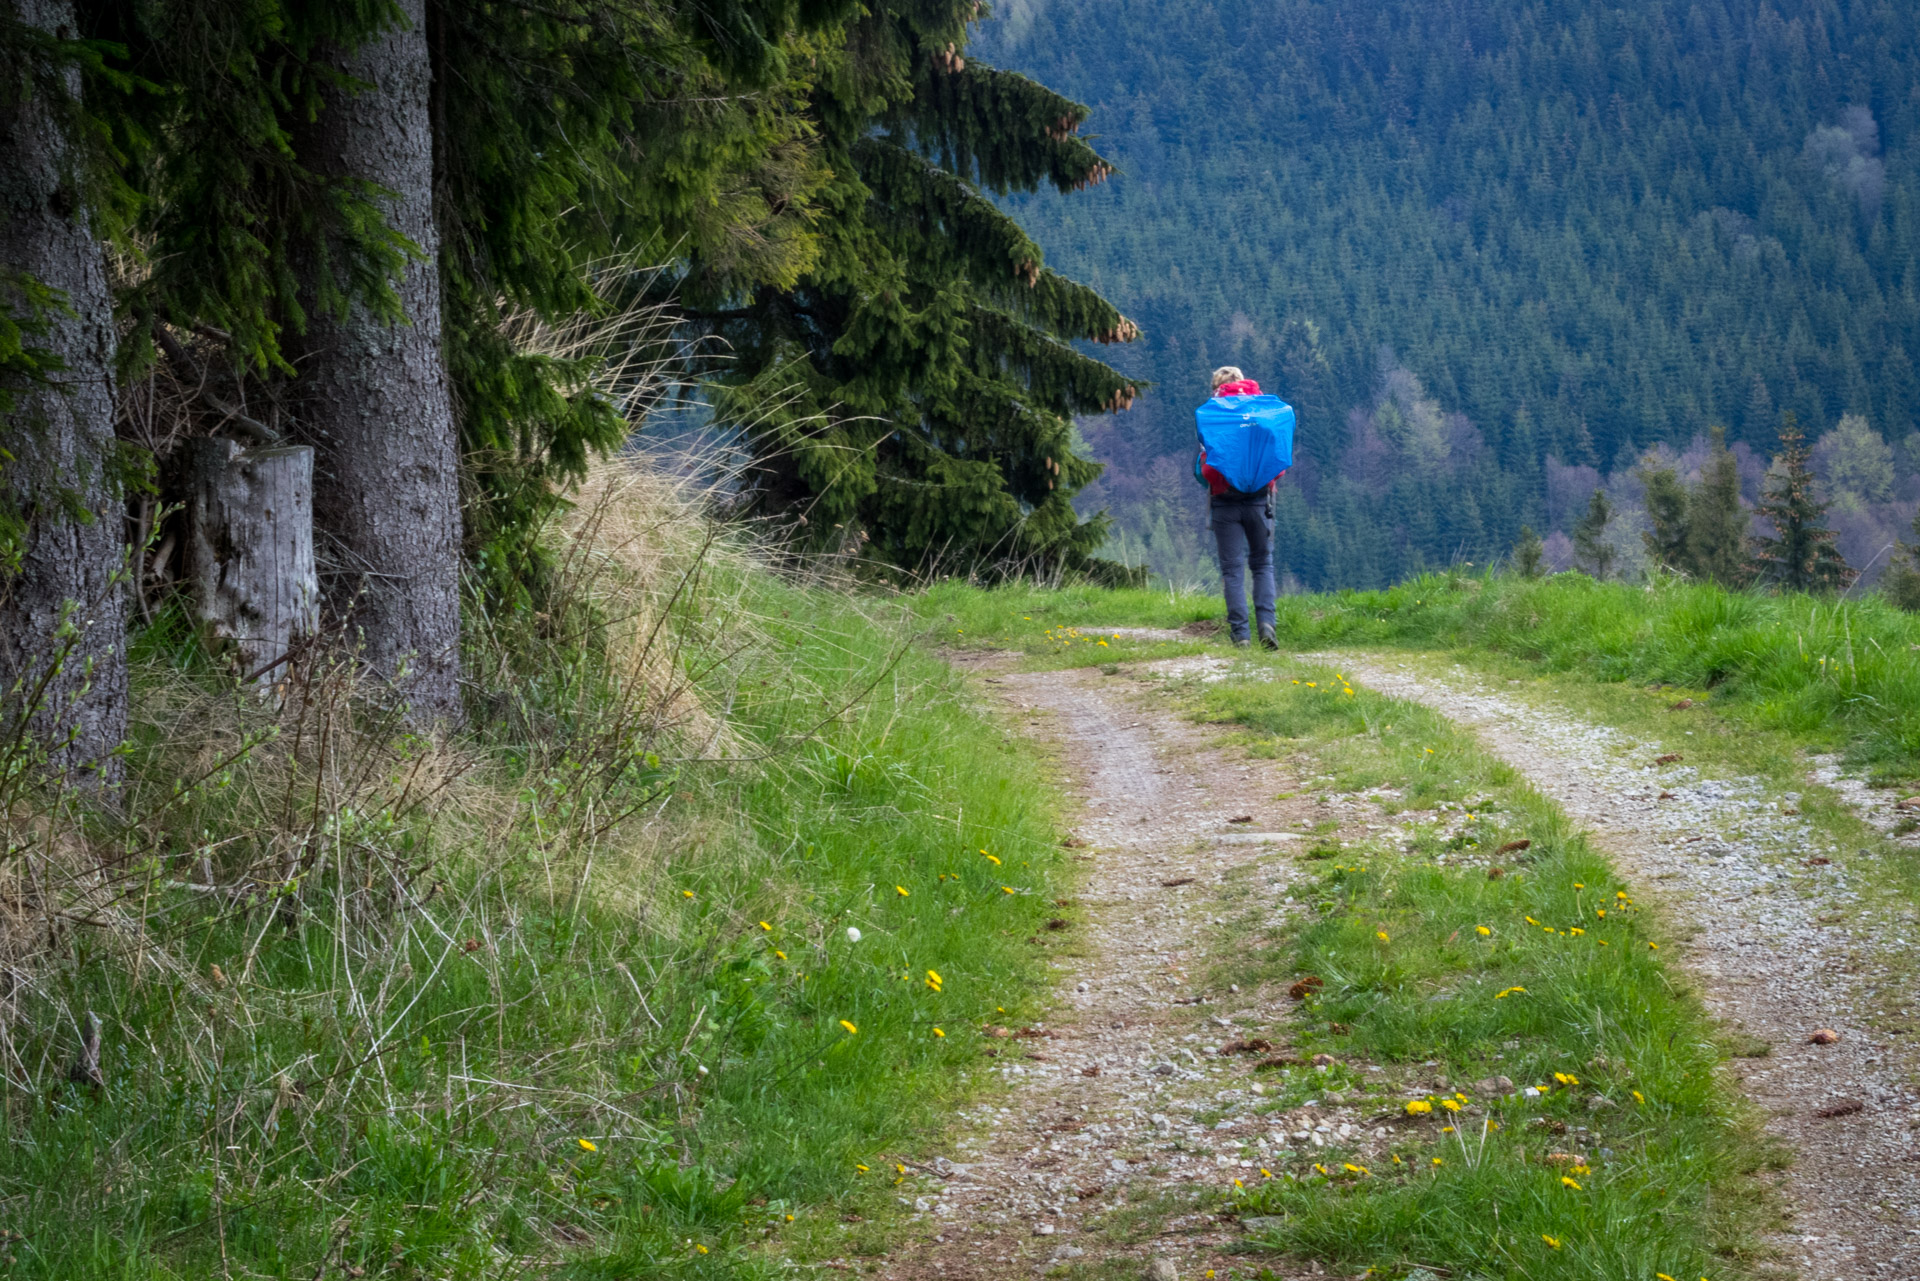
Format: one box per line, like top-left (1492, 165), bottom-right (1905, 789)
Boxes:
top-left (287, 0), bottom-right (463, 720)
top-left (1882, 505), bottom-right (1920, 612)
top-left (1751, 414), bottom-right (1856, 594)
top-left (0, 2), bottom-right (129, 777)
top-left (1512, 525), bottom-right (1544, 578)
top-left (681, 1), bottom-right (1140, 574)
top-left (1277, 316), bottom-right (1332, 431)
top-left (1686, 426), bottom-right (1750, 586)
top-left (1635, 456), bottom-right (1690, 574)
top-left (1571, 489), bottom-right (1615, 580)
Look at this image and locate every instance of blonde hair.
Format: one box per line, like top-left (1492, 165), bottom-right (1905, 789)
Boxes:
top-left (1210, 365), bottom-right (1244, 389)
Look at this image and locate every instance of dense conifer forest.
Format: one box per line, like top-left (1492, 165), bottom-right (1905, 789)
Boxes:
top-left (975, 0), bottom-right (1920, 589)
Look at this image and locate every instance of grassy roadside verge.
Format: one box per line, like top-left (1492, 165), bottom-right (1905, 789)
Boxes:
top-left (1194, 666), bottom-right (1779, 1279)
top-left (1, 479), bottom-right (1066, 1279)
top-left (919, 572), bottom-right (1920, 777)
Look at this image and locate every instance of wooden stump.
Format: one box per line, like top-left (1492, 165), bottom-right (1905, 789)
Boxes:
top-left (187, 439), bottom-right (319, 682)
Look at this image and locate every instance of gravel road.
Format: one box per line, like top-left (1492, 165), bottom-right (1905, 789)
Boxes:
top-left (1327, 653), bottom-right (1920, 1280)
top-left (881, 660), bottom-right (1327, 1280)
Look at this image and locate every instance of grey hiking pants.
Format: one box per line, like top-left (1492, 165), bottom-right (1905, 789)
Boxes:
top-left (1211, 498), bottom-right (1276, 641)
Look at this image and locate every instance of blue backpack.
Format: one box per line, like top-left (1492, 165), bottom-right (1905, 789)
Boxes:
top-left (1194, 394), bottom-right (1295, 494)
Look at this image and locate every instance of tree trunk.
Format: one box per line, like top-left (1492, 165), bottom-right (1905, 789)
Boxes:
top-left (287, 0), bottom-right (463, 723)
top-left (187, 439), bottom-right (318, 684)
top-left (0, 0), bottom-right (129, 780)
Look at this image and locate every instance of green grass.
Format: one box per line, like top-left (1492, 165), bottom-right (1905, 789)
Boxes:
top-left (1191, 667), bottom-right (1781, 1280)
top-left (1, 545), bottom-right (1067, 1277)
top-left (923, 570), bottom-right (1920, 774)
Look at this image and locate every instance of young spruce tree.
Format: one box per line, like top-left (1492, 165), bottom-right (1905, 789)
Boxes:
top-left (1571, 489), bottom-right (1615, 580)
top-left (1512, 524), bottom-right (1544, 578)
top-left (1882, 505), bottom-right (1920, 612)
top-left (1686, 426), bottom-right (1751, 586)
top-left (683, 1), bottom-right (1140, 574)
top-left (1634, 455), bottom-right (1690, 574)
top-left (1751, 413), bottom-right (1855, 594)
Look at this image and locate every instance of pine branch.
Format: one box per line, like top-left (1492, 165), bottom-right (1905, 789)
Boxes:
top-left (903, 61), bottom-right (1116, 195)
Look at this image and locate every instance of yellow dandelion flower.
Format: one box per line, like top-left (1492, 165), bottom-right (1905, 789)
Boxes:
top-left (1569, 927), bottom-right (1585, 936)
top-left (1525, 916), bottom-right (1539, 926)
top-left (1313, 1163), bottom-right (1329, 1176)
top-left (578, 1139), bottom-right (597, 1152)
top-left (1260, 1168), bottom-right (1272, 1178)
top-left (1573, 882), bottom-right (1585, 890)
top-left (927, 970), bottom-right (942, 984)
top-left (1441, 1098), bottom-right (1461, 1112)
top-left (982, 851), bottom-right (1001, 865)
top-left (696, 1244), bottom-right (709, 1255)
top-left (1495, 986), bottom-right (1527, 998)
top-left (1596, 908), bottom-right (1606, 918)
top-left (1376, 930), bottom-right (1390, 942)
top-left (1441, 1125), bottom-right (1455, 1133)
top-left (1562, 1175), bottom-right (1582, 1190)
top-left (1617, 891), bottom-right (1629, 901)
top-left (1542, 1234), bottom-right (1561, 1249)
top-left (1633, 1090), bottom-right (1645, 1104)
top-left (839, 1019), bottom-right (858, 1034)
top-left (1343, 1163), bottom-right (1370, 1176)
top-left (1002, 886), bottom-right (1015, 894)
top-left (1233, 1178), bottom-right (1243, 1187)
top-left (775, 949), bottom-right (787, 960)
top-left (1658, 1275), bottom-right (1680, 1281)
top-left (1432, 1157), bottom-right (1444, 1166)
top-left (682, 890), bottom-right (695, 899)
top-left (1405, 1099), bottom-right (1433, 1115)
top-left (759, 921), bottom-right (772, 931)
top-left (933, 1027), bottom-right (945, 1037)
top-left (896, 885), bottom-right (910, 897)
top-left (1476, 925), bottom-right (1491, 936)
top-left (1649, 941), bottom-right (1659, 949)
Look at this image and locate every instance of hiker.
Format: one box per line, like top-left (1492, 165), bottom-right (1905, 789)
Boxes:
top-left (1194, 366), bottom-right (1293, 649)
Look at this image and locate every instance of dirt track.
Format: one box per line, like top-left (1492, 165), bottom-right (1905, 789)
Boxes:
top-left (882, 658), bottom-right (1320, 1280)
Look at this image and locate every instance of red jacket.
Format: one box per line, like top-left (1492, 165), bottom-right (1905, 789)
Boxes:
top-left (1197, 379), bottom-right (1278, 497)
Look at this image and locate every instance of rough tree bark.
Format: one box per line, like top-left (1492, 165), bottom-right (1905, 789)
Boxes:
top-left (187, 438), bottom-right (318, 683)
top-left (0, 0), bottom-right (129, 778)
top-left (287, 0), bottom-right (463, 723)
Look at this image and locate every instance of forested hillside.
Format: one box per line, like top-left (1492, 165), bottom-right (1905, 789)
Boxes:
top-left (975, 0), bottom-right (1920, 588)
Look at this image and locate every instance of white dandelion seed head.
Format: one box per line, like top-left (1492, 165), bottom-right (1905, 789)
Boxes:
top-left (846, 926), bottom-right (862, 943)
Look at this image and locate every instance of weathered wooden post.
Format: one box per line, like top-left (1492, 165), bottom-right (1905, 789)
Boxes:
top-left (187, 439), bottom-right (319, 683)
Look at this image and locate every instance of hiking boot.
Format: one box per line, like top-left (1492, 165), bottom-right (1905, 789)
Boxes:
top-left (1232, 635), bottom-right (1250, 649)
top-left (1258, 624), bottom-right (1278, 651)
